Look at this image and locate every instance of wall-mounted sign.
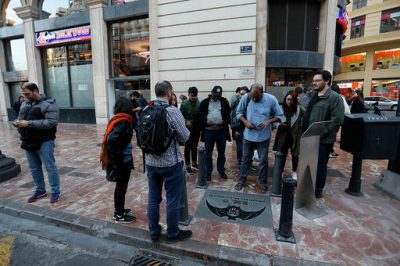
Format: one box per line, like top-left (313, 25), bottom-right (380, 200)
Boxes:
top-left (240, 45), bottom-right (253, 54)
top-left (35, 26), bottom-right (91, 47)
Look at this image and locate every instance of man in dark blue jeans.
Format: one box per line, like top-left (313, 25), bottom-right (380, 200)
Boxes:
top-left (145, 80), bottom-right (191, 243)
top-left (198, 86), bottom-right (231, 181)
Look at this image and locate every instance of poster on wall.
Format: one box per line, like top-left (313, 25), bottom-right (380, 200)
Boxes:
top-left (35, 26), bottom-right (91, 47)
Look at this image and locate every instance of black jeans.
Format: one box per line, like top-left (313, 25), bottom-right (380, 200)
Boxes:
top-left (315, 143), bottom-right (333, 195)
top-left (280, 133), bottom-right (299, 172)
top-left (114, 162), bottom-right (131, 215)
top-left (184, 129), bottom-right (200, 166)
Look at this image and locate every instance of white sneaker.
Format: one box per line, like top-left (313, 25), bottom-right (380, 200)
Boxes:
top-left (292, 171), bottom-right (298, 180)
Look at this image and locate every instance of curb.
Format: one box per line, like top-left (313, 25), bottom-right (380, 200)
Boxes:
top-left (0, 199), bottom-right (334, 266)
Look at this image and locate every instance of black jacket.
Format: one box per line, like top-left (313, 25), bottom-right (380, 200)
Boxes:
top-left (107, 121), bottom-right (133, 167)
top-left (198, 96), bottom-right (231, 141)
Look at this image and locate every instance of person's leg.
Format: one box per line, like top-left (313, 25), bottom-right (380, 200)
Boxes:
top-left (235, 134), bottom-right (243, 167)
top-left (147, 165), bottom-right (163, 237)
top-left (184, 141), bottom-right (191, 167)
top-left (163, 162), bottom-right (184, 238)
top-left (256, 139), bottom-right (270, 188)
top-left (191, 130), bottom-right (200, 166)
top-left (204, 130), bottom-right (216, 177)
top-left (25, 149), bottom-right (46, 193)
top-left (315, 143), bottom-right (331, 196)
top-left (238, 139), bottom-right (255, 185)
top-left (114, 162), bottom-right (131, 215)
top-left (215, 129), bottom-right (227, 174)
top-left (38, 140), bottom-right (60, 194)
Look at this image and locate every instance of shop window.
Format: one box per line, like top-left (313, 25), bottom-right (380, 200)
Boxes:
top-left (42, 0), bottom-right (69, 18)
top-left (380, 7), bottom-right (400, 33)
top-left (266, 68), bottom-right (314, 88)
top-left (340, 53), bottom-right (366, 73)
top-left (373, 48), bottom-right (400, 70)
top-left (352, 0), bottom-right (367, 10)
top-left (110, 17), bottom-right (150, 97)
top-left (371, 79), bottom-right (400, 99)
top-left (4, 0), bottom-right (22, 26)
top-left (350, 16), bottom-right (366, 39)
top-left (111, 0), bottom-right (140, 5)
top-left (5, 39), bottom-right (27, 71)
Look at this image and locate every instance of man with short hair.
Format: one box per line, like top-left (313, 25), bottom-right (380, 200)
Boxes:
top-left (145, 80), bottom-right (192, 242)
top-left (198, 86), bottom-right (231, 181)
top-left (14, 82), bottom-right (61, 203)
top-left (302, 70), bottom-right (344, 198)
top-left (180, 86), bottom-right (201, 173)
top-left (235, 83), bottom-right (283, 193)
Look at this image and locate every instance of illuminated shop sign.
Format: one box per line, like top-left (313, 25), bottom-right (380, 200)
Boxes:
top-left (35, 26), bottom-right (91, 47)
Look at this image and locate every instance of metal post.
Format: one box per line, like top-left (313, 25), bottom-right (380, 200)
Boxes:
top-left (0, 150), bottom-right (21, 182)
top-left (179, 170), bottom-right (192, 226)
top-left (345, 154), bottom-right (363, 196)
top-left (275, 176), bottom-right (296, 244)
top-left (196, 147), bottom-right (208, 188)
top-left (271, 151), bottom-right (285, 197)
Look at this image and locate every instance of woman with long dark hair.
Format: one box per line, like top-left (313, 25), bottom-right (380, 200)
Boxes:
top-left (350, 89), bottom-right (367, 113)
top-left (273, 90), bottom-right (304, 179)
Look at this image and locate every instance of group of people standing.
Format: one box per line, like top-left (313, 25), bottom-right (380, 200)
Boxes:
top-left (14, 69), bottom-right (346, 244)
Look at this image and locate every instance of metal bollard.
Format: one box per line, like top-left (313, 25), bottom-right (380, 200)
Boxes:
top-left (271, 151), bottom-right (285, 197)
top-left (274, 176), bottom-right (296, 244)
top-left (345, 154), bottom-right (363, 196)
top-left (179, 169), bottom-right (192, 226)
top-left (196, 147), bottom-right (208, 188)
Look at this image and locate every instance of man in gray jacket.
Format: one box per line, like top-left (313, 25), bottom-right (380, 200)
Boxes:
top-left (14, 83), bottom-right (61, 203)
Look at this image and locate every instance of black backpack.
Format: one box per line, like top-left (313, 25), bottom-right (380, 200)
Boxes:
top-left (137, 104), bottom-right (174, 155)
top-left (230, 93), bottom-right (251, 130)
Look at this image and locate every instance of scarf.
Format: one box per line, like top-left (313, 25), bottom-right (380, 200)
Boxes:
top-left (102, 113), bottom-right (133, 145)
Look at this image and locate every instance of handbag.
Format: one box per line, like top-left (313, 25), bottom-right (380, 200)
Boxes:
top-left (105, 167), bottom-right (117, 182)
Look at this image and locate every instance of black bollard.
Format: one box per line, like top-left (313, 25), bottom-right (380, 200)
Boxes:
top-left (345, 154), bottom-right (363, 196)
top-left (179, 170), bottom-right (192, 226)
top-left (274, 176), bottom-right (296, 244)
top-left (271, 151), bottom-right (285, 197)
top-left (0, 150), bottom-right (21, 182)
top-left (196, 147), bottom-right (208, 188)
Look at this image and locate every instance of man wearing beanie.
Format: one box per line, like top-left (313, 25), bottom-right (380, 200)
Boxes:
top-left (198, 85), bottom-right (231, 181)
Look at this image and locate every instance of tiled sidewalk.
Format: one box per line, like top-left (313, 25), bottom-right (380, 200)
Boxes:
top-left (0, 122), bottom-right (399, 265)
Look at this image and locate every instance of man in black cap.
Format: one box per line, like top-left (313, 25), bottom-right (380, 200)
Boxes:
top-left (198, 85), bottom-right (231, 181)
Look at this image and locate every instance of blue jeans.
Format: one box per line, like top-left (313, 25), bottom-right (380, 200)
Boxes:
top-left (239, 138), bottom-right (270, 187)
top-left (315, 143), bottom-right (332, 195)
top-left (204, 129), bottom-right (226, 175)
top-left (25, 140), bottom-right (60, 194)
top-left (147, 162), bottom-right (184, 238)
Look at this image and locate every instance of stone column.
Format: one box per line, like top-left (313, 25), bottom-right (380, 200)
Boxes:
top-left (14, 6), bottom-right (43, 88)
top-left (255, 0), bottom-right (267, 86)
top-left (149, 0), bottom-right (159, 99)
top-left (321, 0), bottom-right (337, 73)
top-left (0, 41), bottom-right (10, 121)
top-left (86, 0), bottom-right (109, 124)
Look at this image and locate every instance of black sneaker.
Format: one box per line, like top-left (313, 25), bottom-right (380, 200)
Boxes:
top-left (27, 191), bottom-right (47, 203)
top-left (113, 209), bottom-right (132, 220)
top-left (191, 164), bottom-right (199, 170)
top-left (186, 166), bottom-right (193, 174)
top-left (167, 230), bottom-right (192, 242)
top-left (206, 174), bottom-right (211, 181)
top-left (114, 213), bottom-right (136, 223)
top-left (219, 172), bottom-right (228, 179)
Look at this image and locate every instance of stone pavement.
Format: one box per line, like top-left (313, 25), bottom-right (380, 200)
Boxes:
top-left (0, 121), bottom-right (399, 265)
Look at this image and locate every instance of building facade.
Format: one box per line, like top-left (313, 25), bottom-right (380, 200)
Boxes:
top-left (0, 0), bottom-right (341, 124)
top-left (334, 0), bottom-right (400, 101)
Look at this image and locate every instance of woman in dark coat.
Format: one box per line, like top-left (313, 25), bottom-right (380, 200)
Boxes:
top-left (102, 97), bottom-right (135, 223)
top-left (351, 90), bottom-right (366, 113)
top-left (273, 90), bottom-right (304, 180)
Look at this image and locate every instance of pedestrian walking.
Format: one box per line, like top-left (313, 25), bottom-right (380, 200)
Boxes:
top-left (13, 96), bottom-right (25, 115)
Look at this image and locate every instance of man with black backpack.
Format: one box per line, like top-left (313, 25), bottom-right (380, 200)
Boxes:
top-left (138, 80), bottom-right (191, 243)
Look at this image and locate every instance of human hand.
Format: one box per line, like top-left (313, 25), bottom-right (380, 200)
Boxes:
top-left (14, 120), bottom-right (29, 128)
top-left (186, 121), bottom-right (192, 128)
top-left (244, 120), bottom-right (256, 129)
top-left (257, 120), bottom-right (271, 129)
top-left (207, 120), bottom-right (215, 126)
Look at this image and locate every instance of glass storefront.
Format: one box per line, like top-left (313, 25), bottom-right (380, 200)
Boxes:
top-left (371, 79), bottom-right (400, 99)
top-left (373, 48), bottom-right (400, 70)
top-left (266, 68), bottom-right (314, 88)
top-left (337, 81), bottom-right (364, 99)
top-left (43, 42), bottom-right (94, 108)
top-left (110, 17), bottom-right (150, 100)
top-left (340, 52), bottom-right (366, 73)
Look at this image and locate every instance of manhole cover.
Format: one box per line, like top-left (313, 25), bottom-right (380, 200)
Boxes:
top-left (130, 249), bottom-right (179, 266)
